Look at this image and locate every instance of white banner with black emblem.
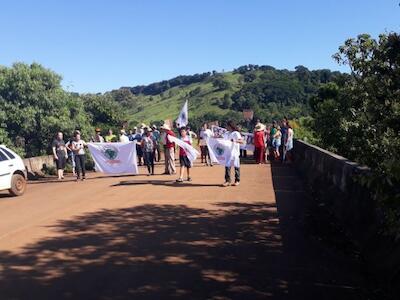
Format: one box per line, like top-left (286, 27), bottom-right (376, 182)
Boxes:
top-left (87, 142), bottom-right (138, 174)
top-left (206, 137), bottom-right (238, 167)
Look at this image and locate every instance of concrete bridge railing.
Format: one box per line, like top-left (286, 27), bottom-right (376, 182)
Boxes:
top-left (293, 139), bottom-right (400, 287)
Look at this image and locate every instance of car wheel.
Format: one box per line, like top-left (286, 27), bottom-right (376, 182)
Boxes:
top-left (9, 174), bottom-right (26, 196)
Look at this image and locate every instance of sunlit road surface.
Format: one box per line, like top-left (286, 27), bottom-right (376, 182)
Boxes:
top-left (0, 161), bottom-right (365, 299)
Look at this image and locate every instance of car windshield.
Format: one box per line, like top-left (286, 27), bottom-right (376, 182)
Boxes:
top-left (0, 149), bottom-right (9, 161)
top-left (0, 147), bottom-right (15, 159)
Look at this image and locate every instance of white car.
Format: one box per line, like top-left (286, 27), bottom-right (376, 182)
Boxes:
top-left (0, 145), bottom-right (27, 196)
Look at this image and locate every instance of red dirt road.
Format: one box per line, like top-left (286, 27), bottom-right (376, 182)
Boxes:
top-left (0, 162), bottom-right (366, 299)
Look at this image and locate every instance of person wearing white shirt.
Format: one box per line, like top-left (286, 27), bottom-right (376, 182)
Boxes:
top-left (222, 121), bottom-right (244, 187)
top-left (119, 129), bottom-right (129, 143)
top-left (198, 123), bottom-right (213, 166)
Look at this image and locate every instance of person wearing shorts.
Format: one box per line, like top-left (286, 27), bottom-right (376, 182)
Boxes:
top-left (176, 127), bottom-right (192, 182)
top-left (52, 132), bottom-right (68, 180)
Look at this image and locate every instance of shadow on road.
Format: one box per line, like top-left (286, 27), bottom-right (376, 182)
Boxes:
top-left (112, 179), bottom-right (223, 188)
top-left (0, 193), bottom-right (369, 300)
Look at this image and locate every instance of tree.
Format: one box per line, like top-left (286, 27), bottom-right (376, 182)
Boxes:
top-left (219, 93), bottom-right (232, 109)
top-left (312, 32), bottom-right (400, 235)
top-left (212, 77), bottom-right (231, 90)
top-left (0, 63), bottom-right (92, 157)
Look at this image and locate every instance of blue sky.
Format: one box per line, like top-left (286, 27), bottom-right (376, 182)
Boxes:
top-left (1, 0), bottom-right (399, 93)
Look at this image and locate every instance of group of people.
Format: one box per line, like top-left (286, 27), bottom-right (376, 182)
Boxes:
top-left (252, 117), bottom-right (294, 164)
top-left (51, 117), bottom-right (293, 186)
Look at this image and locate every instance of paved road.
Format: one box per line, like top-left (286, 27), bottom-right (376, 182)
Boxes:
top-left (0, 162), bottom-right (366, 299)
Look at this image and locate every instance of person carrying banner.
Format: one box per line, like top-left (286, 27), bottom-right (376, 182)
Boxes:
top-left (223, 121), bottom-right (244, 187)
top-left (176, 127), bottom-right (192, 182)
top-left (161, 123), bottom-right (176, 175)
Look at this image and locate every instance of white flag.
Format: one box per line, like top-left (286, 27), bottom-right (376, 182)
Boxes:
top-left (206, 137), bottom-right (237, 166)
top-left (168, 135), bottom-right (200, 163)
top-left (176, 100), bottom-right (188, 127)
top-left (87, 142), bottom-right (138, 174)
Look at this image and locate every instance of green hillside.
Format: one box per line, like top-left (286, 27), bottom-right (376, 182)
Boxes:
top-left (109, 65), bottom-right (346, 129)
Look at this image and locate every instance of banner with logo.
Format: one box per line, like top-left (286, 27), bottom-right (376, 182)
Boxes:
top-left (241, 132), bottom-right (255, 151)
top-left (87, 142), bottom-right (138, 174)
top-left (206, 137), bottom-right (237, 166)
top-left (167, 135), bottom-right (200, 164)
top-left (211, 125), bottom-right (227, 138)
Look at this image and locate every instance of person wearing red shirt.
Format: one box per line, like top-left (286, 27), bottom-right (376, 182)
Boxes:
top-left (254, 123), bottom-right (266, 164)
top-left (161, 124), bottom-right (176, 174)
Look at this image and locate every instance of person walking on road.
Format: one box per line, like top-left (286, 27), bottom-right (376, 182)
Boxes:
top-left (254, 122), bottom-right (266, 164)
top-left (52, 132), bottom-right (68, 180)
top-left (176, 127), bottom-right (192, 183)
top-left (151, 125), bottom-right (161, 162)
top-left (141, 127), bottom-right (156, 175)
top-left (198, 123), bottom-right (213, 166)
top-left (70, 131), bottom-right (87, 181)
top-left (161, 124), bottom-right (176, 175)
top-left (223, 121), bottom-right (244, 187)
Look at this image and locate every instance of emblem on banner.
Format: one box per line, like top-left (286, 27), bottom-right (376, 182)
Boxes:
top-left (102, 145), bottom-right (121, 163)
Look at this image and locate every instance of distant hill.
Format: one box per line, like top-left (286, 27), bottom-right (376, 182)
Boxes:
top-left (107, 64), bottom-right (345, 128)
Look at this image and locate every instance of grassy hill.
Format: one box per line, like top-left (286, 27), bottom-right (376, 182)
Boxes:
top-left (110, 65), bottom-right (344, 129)
top-left (128, 72), bottom-right (241, 124)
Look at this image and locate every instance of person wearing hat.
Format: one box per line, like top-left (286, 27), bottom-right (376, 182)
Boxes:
top-left (161, 123), bottom-right (176, 175)
top-left (254, 122), bottom-right (266, 164)
top-left (92, 128), bottom-right (104, 143)
top-left (105, 129), bottom-right (117, 143)
top-left (130, 127), bottom-right (144, 166)
top-left (141, 127), bottom-right (156, 175)
top-left (119, 129), bottom-right (129, 143)
top-left (151, 125), bottom-right (161, 162)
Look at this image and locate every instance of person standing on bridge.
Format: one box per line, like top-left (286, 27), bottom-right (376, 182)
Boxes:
top-left (70, 131), bottom-right (87, 182)
top-left (161, 123), bottom-right (176, 175)
top-left (223, 121), bottom-right (244, 187)
top-left (254, 122), bottom-right (266, 164)
top-left (52, 132), bottom-right (68, 180)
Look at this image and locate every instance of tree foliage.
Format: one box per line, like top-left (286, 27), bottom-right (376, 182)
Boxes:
top-left (311, 33), bottom-right (400, 236)
top-left (0, 63), bottom-right (93, 156)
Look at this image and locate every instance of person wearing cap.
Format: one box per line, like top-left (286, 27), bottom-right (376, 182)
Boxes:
top-left (254, 122), bottom-right (266, 164)
top-left (105, 129), bottom-right (117, 143)
top-left (119, 129), bottom-right (129, 143)
top-left (92, 128), bottom-right (104, 143)
top-left (141, 127), bottom-right (156, 175)
top-left (151, 125), bottom-right (161, 162)
top-left (161, 123), bottom-right (176, 175)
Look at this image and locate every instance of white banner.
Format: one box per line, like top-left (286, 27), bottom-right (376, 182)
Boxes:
top-left (241, 132), bottom-right (255, 151)
top-left (87, 142), bottom-right (139, 174)
top-left (168, 135), bottom-right (200, 163)
top-left (206, 137), bottom-right (237, 166)
top-left (211, 125), bottom-right (227, 138)
top-left (176, 100), bottom-right (188, 127)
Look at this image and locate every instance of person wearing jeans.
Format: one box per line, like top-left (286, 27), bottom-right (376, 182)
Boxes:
top-left (141, 128), bottom-right (156, 175)
top-left (71, 131), bottom-right (87, 181)
top-left (222, 120), bottom-right (244, 187)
